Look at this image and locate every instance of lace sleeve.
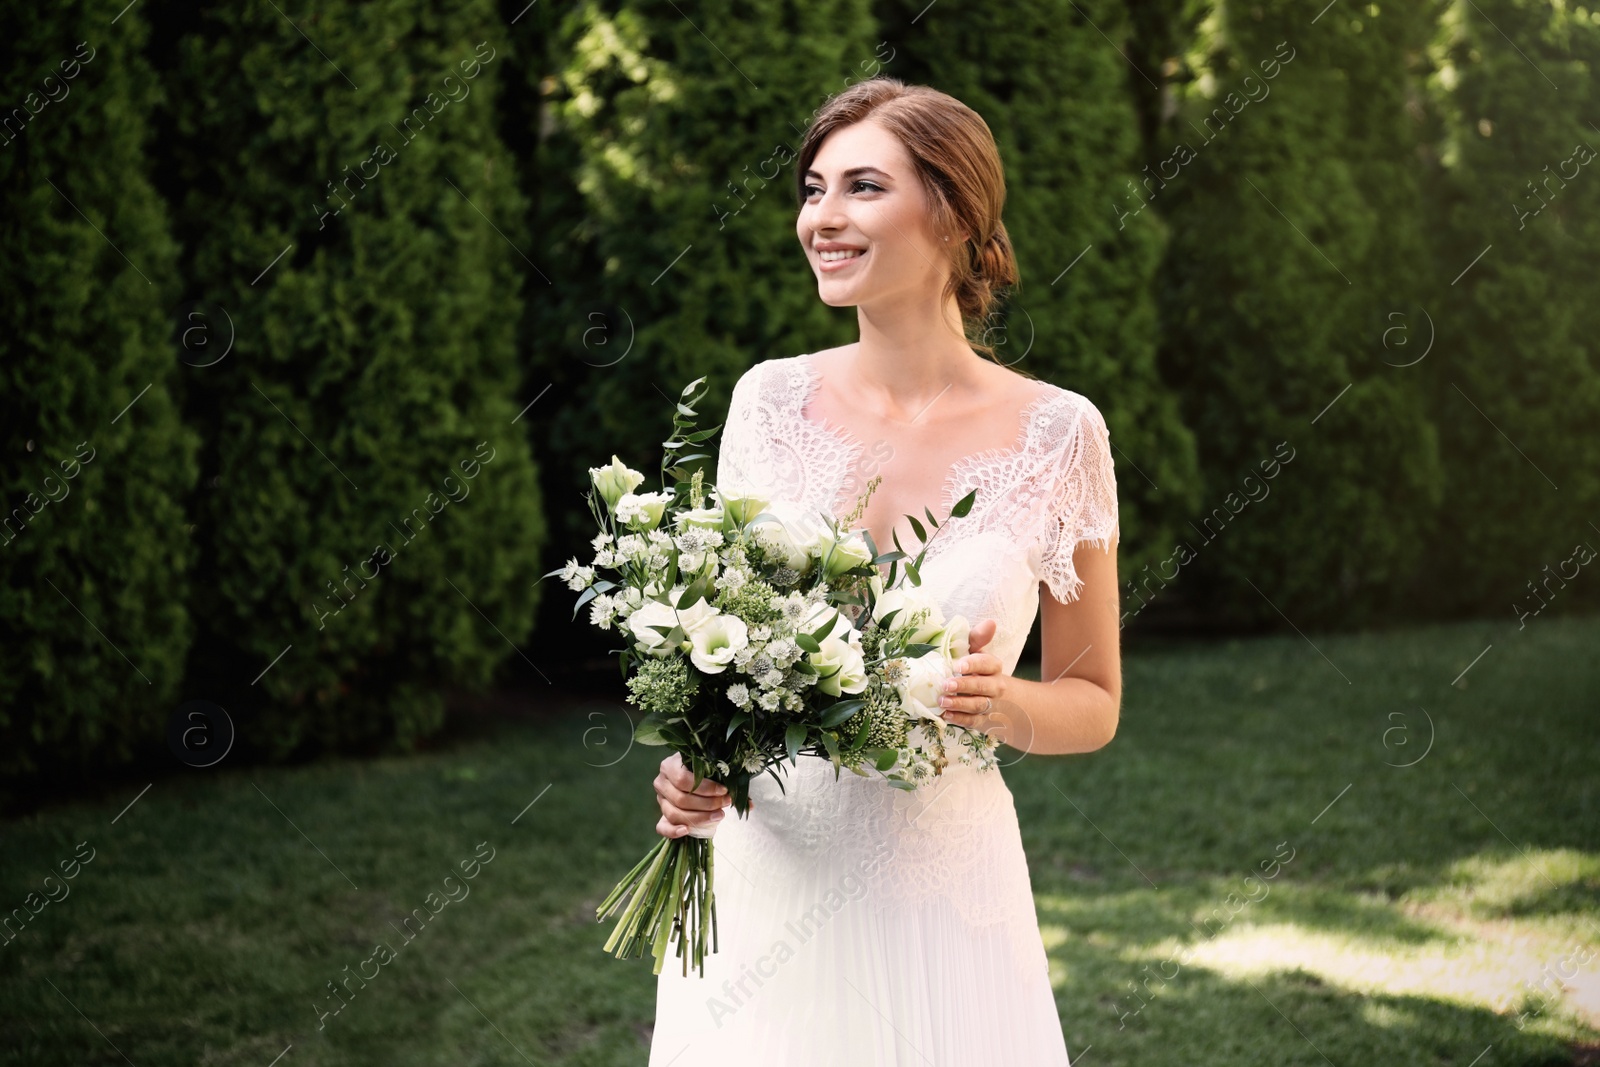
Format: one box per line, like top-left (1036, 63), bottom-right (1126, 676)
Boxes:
top-left (715, 365), bottom-right (766, 497)
top-left (1037, 396), bottom-right (1119, 603)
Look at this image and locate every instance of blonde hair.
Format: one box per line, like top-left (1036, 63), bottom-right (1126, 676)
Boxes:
top-left (796, 77), bottom-right (1022, 364)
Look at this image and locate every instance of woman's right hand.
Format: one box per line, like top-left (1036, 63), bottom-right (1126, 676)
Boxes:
top-left (654, 753), bottom-right (734, 839)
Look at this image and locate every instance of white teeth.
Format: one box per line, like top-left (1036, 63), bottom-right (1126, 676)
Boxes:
top-left (819, 249), bottom-right (864, 262)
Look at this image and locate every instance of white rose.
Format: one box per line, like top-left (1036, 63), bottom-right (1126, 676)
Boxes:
top-left (936, 614), bottom-right (971, 665)
top-left (673, 590), bottom-right (720, 637)
top-left (589, 455), bottom-right (646, 512)
top-left (750, 500), bottom-right (832, 571)
top-left (874, 586), bottom-right (945, 645)
top-left (812, 634), bottom-right (868, 695)
top-left (715, 488), bottom-right (770, 527)
top-left (625, 599), bottom-right (682, 658)
top-left (689, 614), bottom-right (749, 674)
top-left (820, 530), bottom-right (874, 580)
top-left (896, 650), bottom-right (953, 723)
top-left (674, 506), bottom-right (725, 531)
top-left (615, 490), bottom-right (673, 531)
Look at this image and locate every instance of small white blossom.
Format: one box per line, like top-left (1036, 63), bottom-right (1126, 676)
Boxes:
top-left (560, 558), bottom-right (596, 591)
top-left (726, 683), bottom-right (750, 708)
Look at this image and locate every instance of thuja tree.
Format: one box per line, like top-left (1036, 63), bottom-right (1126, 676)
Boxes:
top-left (1149, 0), bottom-right (1446, 628)
top-left (0, 3), bottom-right (198, 784)
top-left (519, 0), bottom-right (879, 564)
top-left (148, 0), bottom-right (547, 757)
top-left (1417, 0), bottom-right (1600, 617)
top-left (875, 0), bottom-right (1204, 599)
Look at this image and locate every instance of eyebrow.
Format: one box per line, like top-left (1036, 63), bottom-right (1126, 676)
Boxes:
top-left (804, 165), bottom-right (891, 182)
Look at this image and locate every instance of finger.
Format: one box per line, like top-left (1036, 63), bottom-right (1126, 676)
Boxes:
top-left (657, 802), bottom-right (726, 835)
top-left (655, 773), bottom-right (732, 812)
top-left (939, 692), bottom-right (993, 716)
top-left (941, 672), bottom-right (994, 700)
top-left (966, 618), bottom-right (998, 652)
top-left (952, 653), bottom-right (1001, 676)
top-left (668, 762), bottom-right (729, 796)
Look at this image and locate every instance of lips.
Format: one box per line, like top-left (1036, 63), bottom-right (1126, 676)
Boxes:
top-left (817, 247), bottom-right (867, 271)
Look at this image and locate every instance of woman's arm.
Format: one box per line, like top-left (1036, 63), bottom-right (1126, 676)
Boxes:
top-left (942, 537), bottom-right (1122, 755)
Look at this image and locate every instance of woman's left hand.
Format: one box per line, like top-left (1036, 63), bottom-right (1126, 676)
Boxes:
top-left (939, 618), bottom-right (1007, 737)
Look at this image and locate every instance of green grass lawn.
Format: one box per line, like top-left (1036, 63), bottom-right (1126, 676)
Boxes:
top-left (2, 612), bottom-right (1597, 1065)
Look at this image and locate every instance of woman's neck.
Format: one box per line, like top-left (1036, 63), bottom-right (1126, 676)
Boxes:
top-left (847, 302), bottom-right (990, 417)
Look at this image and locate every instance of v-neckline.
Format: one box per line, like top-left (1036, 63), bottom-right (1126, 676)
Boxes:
top-left (793, 350), bottom-right (1064, 566)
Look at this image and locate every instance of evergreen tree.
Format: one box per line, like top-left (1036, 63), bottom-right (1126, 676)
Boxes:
top-left (875, 0), bottom-right (1203, 601)
top-left (0, 3), bottom-right (198, 783)
top-left (1151, 0), bottom-right (1446, 628)
top-left (1419, 0), bottom-right (1600, 617)
top-left (515, 0), bottom-right (879, 658)
top-left (148, 0), bottom-right (547, 757)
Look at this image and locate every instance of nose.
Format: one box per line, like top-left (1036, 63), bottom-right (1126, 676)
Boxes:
top-left (807, 184), bottom-right (848, 236)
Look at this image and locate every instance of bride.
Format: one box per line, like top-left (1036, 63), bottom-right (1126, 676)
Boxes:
top-left (646, 77), bottom-right (1121, 1065)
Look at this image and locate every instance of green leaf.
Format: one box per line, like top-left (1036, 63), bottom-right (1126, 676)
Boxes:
top-left (821, 699), bottom-right (865, 728)
top-left (785, 722), bottom-right (806, 762)
top-left (907, 514), bottom-right (926, 543)
top-left (950, 488), bottom-right (977, 518)
top-left (725, 712), bottom-right (749, 741)
top-left (635, 713), bottom-right (670, 746)
top-left (795, 633), bottom-right (822, 654)
top-left (875, 748), bottom-right (900, 771)
top-left (820, 730), bottom-right (839, 763)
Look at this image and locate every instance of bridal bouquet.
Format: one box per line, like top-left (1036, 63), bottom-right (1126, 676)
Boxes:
top-left (550, 376), bottom-right (1000, 978)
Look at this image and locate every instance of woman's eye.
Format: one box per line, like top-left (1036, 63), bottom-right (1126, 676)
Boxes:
top-left (852, 180), bottom-right (883, 193)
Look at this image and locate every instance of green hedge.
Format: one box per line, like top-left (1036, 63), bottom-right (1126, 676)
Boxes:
top-left (1417, 0), bottom-right (1600, 616)
top-left (521, 0), bottom-right (879, 564)
top-left (148, 0), bottom-right (547, 758)
top-left (1148, 1), bottom-right (1446, 627)
top-left (0, 3), bottom-right (198, 780)
top-left (876, 0), bottom-right (1203, 592)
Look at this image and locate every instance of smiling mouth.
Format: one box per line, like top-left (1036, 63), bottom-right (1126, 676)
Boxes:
top-left (818, 248), bottom-right (867, 269)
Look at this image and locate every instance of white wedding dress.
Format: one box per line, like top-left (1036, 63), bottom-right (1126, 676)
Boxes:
top-left (648, 352), bottom-right (1118, 1066)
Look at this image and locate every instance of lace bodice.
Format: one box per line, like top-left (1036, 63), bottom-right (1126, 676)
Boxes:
top-left (715, 352), bottom-right (1119, 680)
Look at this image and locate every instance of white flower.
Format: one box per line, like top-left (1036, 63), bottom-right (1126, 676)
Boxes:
top-left (726, 683), bottom-right (751, 708)
top-left (715, 488), bottom-right (770, 526)
top-left (615, 490), bottom-right (674, 531)
top-left (625, 599), bottom-right (682, 658)
top-left (589, 455), bottom-right (646, 512)
top-left (813, 633), bottom-right (868, 695)
top-left (588, 593), bottom-right (616, 630)
top-left (937, 614), bottom-right (971, 665)
top-left (560, 558), bottom-right (596, 591)
top-left (591, 531), bottom-right (615, 552)
top-left (896, 650), bottom-right (954, 723)
top-left (673, 590), bottom-right (720, 636)
top-left (875, 585), bottom-right (945, 645)
top-left (720, 565), bottom-right (749, 594)
top-left (764, 636), bottom-right (800, 668)
top-left (820, 530), bottom-right (874, 580)
top-left (749, 500), bottom-right (833, 572)
top-left (689, 614), bottom-right (749, 674)
top-left (674, 506), bottom-right (725, 531)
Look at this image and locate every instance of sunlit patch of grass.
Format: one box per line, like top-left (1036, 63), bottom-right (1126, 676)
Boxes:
top-left (1412, 848), bottom-right (1600, 919)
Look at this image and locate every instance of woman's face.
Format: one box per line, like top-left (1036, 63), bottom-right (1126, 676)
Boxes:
top-left (797, 119), bottom-right (957, 311)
